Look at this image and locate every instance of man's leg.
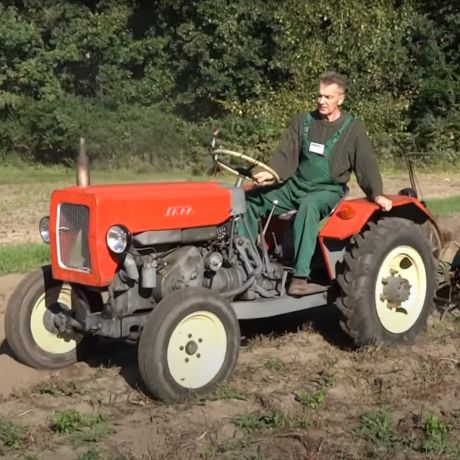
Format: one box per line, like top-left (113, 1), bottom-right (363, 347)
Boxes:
top-left (292, 189), bottom-right (343, 278)
top-left (238, 183), bottom-right (295, 243)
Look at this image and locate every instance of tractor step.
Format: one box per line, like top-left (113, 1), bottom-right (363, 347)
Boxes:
top-left (232, 290), bottom-right (328, 320)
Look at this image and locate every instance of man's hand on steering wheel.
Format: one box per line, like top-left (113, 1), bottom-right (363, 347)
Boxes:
top-left (253, 171), bottom-right (275, 185)
top-left (211, 146), bottom-right (281, 185)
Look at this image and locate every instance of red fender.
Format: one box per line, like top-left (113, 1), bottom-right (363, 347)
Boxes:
top-left (318, 195), bottom-right (435, 279)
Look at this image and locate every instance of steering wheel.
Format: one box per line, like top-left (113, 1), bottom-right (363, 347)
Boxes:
top-left (212, 148), bottom-right (281, 184)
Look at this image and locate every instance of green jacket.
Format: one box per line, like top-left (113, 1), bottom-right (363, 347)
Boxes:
top-left (269, 111), bottom-right (384, 199)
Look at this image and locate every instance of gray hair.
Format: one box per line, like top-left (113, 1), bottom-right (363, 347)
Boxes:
top-left (319, 71), bottom-right (347, 93)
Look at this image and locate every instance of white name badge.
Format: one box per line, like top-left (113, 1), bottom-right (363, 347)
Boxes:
top-left (309, 142), bottom-right (325, 155)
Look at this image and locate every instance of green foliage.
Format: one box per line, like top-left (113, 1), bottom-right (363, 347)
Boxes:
top-left (295, 389), bottom-right (326, 410)
top-left (209, 385), bottom-right (247, 401)
top-left (357, 409), bottom-right (400, 449)
top-left (422, 414), bottom-right (459, 456)
top-left (2, 96), bottom-right (204, 170)
top-left (77, 447), bottom-right (101, 460)
top-left (0, 244), bottom-right (50, 275)
top-left (49, 409), bottom-right (112, 443)
top-left (0, 416), bottom-right (24, 452)
top-left (144, 0), bottom-right (283, 118)
top-left (34, 379), bottom-right (82, 397)
top-left (262, 358), bottom-right (286, 373)
top-left (235, 410), bottom-right (292, 433)
top-left (0, 0), bottom-right (457, 166)
top-left (295, 372), bottom-right (333, 410)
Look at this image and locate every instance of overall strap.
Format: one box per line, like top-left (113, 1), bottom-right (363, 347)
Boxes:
top-left (301, 111), bottom-right (313, 150)
top-left (324, 114), bottom-right (353, 157)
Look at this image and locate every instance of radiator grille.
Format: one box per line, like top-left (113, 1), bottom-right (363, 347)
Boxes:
top-left (57, 203), bottom-right (91, 272)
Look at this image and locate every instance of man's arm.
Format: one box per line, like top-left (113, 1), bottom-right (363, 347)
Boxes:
top-left (353, 122), bottom-right (392, 211)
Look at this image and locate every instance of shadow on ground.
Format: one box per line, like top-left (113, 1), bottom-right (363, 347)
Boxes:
top-left (79, 338), bottom-right (142, 392)
top-left (239, 304), bottom-right (354, 350)
top-left (0, 338), bottom-right (13, 359)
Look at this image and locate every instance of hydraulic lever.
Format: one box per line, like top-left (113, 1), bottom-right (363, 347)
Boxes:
top-left (263, 200), bottom-right (278, 236)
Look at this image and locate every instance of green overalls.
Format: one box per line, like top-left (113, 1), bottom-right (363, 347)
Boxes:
top-left (239, 112), bottom-right (353, 277)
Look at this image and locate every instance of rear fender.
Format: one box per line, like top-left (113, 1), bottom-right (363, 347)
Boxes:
top-left (318, 195), bottom-right (438, 279)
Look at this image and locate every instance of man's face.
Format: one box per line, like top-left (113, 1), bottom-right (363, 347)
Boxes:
top-left (317, 83), bottom-right (345, 118)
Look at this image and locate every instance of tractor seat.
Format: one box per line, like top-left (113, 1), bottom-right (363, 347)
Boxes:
top-left (277, 186), bottom-right (349, 221)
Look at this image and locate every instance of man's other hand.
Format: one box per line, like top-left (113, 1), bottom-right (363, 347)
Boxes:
top-left (375, 195), bottom-right (392, 211)
top-left (253, 171), bottom-right (275, 185)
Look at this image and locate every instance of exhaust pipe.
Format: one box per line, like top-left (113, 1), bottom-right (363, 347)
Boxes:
top-left (76, 137), bottom-right (90, 187)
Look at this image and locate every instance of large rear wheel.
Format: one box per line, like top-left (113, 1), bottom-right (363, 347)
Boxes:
top-left (5, 265), bottom-right (95, 369)
top-left (138, 287), bottom-right (240, 402)
top-left (337, 218), bottom-right (436, 345)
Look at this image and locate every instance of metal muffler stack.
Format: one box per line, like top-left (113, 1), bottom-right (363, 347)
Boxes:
top-left (76, 137), bottom-right (90, 187)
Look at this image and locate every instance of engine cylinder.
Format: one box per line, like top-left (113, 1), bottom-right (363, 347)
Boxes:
top-left (154, 246), bottom-right (204, 300)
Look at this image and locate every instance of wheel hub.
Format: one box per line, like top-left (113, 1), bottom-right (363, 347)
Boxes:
top-left (30, 289), bottom-right (80, 354)
top-left (374, 245), bottom-right (428, 335)
top-left (42, 308), bottom-right (58, 333)
top-left (381, 271), bottom-right (411, 308)
top-left (185, 340), bottom-right (198, 356)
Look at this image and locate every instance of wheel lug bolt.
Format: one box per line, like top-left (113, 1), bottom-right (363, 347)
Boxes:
top-left (197, 354), bottom-right (201, 358)
top-left (188, 334), bottom-right (192, 338)
top-left (198, 338), bottom-right (203, 343)
top-left (179, 346), bottom-right (184, 351)
top-left (185, 358), bottom-right (189, 363)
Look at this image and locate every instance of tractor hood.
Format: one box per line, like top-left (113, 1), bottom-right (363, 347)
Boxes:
top-left (48, 181), bottom-right (245, 286)
top-left (50, 181), bottom-right (245, 233)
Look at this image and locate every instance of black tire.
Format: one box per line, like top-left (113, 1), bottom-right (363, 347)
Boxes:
top-left (5, 265), bottom-right (96, 369)
top-left (336, 218), bottom-right (436, 345)
top-left (138, 287), bottom-right (240, 402)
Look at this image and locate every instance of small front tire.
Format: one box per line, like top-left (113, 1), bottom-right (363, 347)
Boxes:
top-left (5, 265), bottom-right (93, 369)
top-left (138, 287), bottom-right (240, 402)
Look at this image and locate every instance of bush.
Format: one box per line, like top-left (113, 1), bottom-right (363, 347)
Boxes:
top-left (0, 96), bottom-right (211, 172)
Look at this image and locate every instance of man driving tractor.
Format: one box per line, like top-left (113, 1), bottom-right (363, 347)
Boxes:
top-left (239, 71), bottom-right (393, 296)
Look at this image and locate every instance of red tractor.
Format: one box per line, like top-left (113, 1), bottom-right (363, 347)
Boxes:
top-left (4, 134), bottom-right (452, 402)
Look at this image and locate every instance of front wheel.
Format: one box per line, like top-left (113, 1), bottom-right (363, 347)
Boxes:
top-left (138, 287), bottom-right (240, 402)
top-left (5, 265), bottom-right (94, 369)
top-left (337, 218), bottom-right (436, 345)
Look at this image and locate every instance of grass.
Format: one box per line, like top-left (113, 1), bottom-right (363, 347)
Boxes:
top-left (33, 379), bottom-right (83, 397)
top-left (422, 414), bottom-right (459, 456)
top-left (49, 409), bottom-right (113, 443)
top-left (0, 416), bottom-right (24, 452)
top-left (356, 408), bottom-right (400, 450)
top-left (295, 388), bottom-right (326, 410)
top-left (77, 447), bottom-right (101, 460)
top-left (0, 243), bottom-right (50, 275)
top-left (0, 164), bottom-right (230, 185)
top-left (234, 410), bottom-right (292, 434)
top-left (295, 370), bottom-right (334, 411)
top-left (426, 195), bottom-right (460, 216)
top-left (262, 358), bottom-right (286, 373)
top-left (209, 385), bottom-right (248, 401)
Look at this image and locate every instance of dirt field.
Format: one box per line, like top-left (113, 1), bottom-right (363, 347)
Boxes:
top-left (0, 173), bottom-right (460, 459)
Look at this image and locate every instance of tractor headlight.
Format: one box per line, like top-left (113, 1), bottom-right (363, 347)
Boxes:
top-left (39, 216), bottom-right (50, 244)
top-left (106, 225), bottom-right (131, 254)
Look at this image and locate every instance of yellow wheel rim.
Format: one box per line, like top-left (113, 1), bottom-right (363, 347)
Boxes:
top-left (167, 311), bottom-right (227, 389)
top-left (375, 246), bottom-right (427, 334)
top-left (30, 286), bottom-right (80, 354)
